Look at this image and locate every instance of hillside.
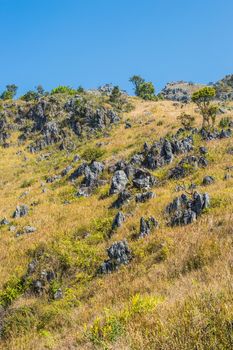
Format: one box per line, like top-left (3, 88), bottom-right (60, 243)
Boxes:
top-left (0, 89), bottom-right (233, 350)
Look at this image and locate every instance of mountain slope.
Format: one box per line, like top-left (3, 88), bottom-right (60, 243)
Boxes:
top-left (0, 94), bottom-right (233, 350)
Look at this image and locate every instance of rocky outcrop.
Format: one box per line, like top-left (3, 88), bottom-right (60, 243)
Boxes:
top-left (99, 240), bottom-right (132, 274)
top-left (214, 74), bottom-right (233, 100)
top-left (160, 81), bottom-right (205, 102)
top-left (166, 192), bottom-right (210, 226)
top-left (139, 217), bottom-right (159, 238)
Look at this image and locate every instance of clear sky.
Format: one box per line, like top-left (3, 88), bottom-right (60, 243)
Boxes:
top-left (1, 0), bottom-right (233, 95)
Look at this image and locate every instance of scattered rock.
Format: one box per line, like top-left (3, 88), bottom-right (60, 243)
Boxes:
top-left (0, 218), bottom-right (10, 226)
top-left (135, 191), bottom-right (155, 203)
top-left (13, 205), bottom-right (29, 218)
top-left (202, 176), bottom-right (215, 185)
top-left (112, 211), bottom-right (125, 230)
top-left (199, 146), bottom-right (208, 154)
top-left (54, 288), bottom-right (63, 300)
top-left (112, 190), bottom-right (132, 208)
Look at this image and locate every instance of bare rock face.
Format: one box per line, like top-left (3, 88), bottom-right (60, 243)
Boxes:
top-left (166, 192), bottom-right (210, 226)
top-left (99, 240), bottom-right (132, 274)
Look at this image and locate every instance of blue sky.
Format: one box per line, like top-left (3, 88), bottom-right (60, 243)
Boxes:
top-left (0, 0), bottom-right (233, 95)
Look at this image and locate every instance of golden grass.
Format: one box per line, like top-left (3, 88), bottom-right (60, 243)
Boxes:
top-left (0, 99), bottom-right (232, 349)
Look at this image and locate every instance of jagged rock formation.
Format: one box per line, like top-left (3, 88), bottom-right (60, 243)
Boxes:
top-left (214, 74), bottom-right (233, 100)
top-left (160, 81), bottom-right (205, 102)
top-left (99, 240), bottom-right (132, 274)
top-left (166, 192), bottom-right (210, 226)
top-left (0, 94), bottom-right (120, 151)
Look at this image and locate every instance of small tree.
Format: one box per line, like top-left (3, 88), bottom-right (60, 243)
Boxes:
top-left (191, 87), bottom-right (217, 127)
top-left (36, 85), bottom-right (45, 96)
top-left (137, 82), bottom-right (155, 100)
top-left (21, 90), bottom-right (38, 102)
top-left (129, 75), bottom-right (145, 96)
top-left (1, 84), bottom-right (18, 100)
top-left (129, 75), bottom-right (156, 100)
top-left (109, 86), bottom-right (122, 103)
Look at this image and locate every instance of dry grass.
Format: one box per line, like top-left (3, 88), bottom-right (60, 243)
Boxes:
top-left (0, 99), bottom-right (232, 350)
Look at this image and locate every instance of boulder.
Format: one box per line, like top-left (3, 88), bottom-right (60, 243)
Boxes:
top-left (202, 176), bottom-right (215, 185)
top-left (110, 170), bottom-right (128, 194)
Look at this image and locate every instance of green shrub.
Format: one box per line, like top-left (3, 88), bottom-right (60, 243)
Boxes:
top-left (20, 178), bottom-right (35, 188)
top-left (82, 146), bottom-right (105, 161)
top-left (51, 86), bottom-right (77, 95)
top-left (0, 84), bottom-right (18, 100)
top-left (0, 276), bottom-right (29, 307)
top-left (177, 112), bottom-right (195, 128)
top-left (219, 116), bottom-right (232, 128)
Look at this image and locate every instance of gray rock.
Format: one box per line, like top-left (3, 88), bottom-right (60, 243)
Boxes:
top-left (112, 190), bottom-right (132, 209)
top-left (202, 176), bottom-right (215, 185)
top-left (61, 165), bottom-right (73, 177)
top-left (0, 218), bottom-right (10, 225)
top-left (133, 169), bottom-right (157, 189)
top-left (54, 288), bottom-right (63, 300)
top-left (110, 170), bottom-right (128, 194)
top-left (139, 217), bottom-right (159, 238)
top-left (135, 191), bottom-right (155, 203)
top-left (199, 146), bottom-right (208, 154)
top-left (13, 205), bottom-right (29, 218)
top-left (99, 240), bottom-right (132, 274)
top-left (24, 226), bottom-right (37, 233)
top-left (112, 211), bottom-right (125, 230)
top-left (166, 192), bottom-right (210, 226)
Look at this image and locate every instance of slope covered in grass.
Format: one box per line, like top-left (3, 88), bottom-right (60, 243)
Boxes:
top-left (0, 95), bottom-right (232, 350)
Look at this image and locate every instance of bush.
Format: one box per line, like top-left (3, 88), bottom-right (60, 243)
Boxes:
top-left (0, 84), bottom-right (18, 100)
top-left (177, 112), bottom-right (195, 129)
top-left (0, 276), bottom-right (28, 308)
top-left (137, 82), bottom-right (156, 100)
top-left (219, 116), bottom-right (232, 128)
top-left (82, 146), bottom-right (105, 161)
top-left (129, 75), bottom-right (156, 100)
top-left (51, 86), bottom-right (77, 95)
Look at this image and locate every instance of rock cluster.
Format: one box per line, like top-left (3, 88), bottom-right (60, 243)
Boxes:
top-left (99, 240), bottom-right (132, 274)
top-left (139, 217), bottom-right (159, 238)
top-left (169, 155), bottom-right (208, 179)
top-left (160, 81), bottom-right (205, 102)
top-left (166, 192), bottom-right (210, 226)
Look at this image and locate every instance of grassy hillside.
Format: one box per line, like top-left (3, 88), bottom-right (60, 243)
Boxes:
top-left (0, 97), bottom-right (232, 350)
